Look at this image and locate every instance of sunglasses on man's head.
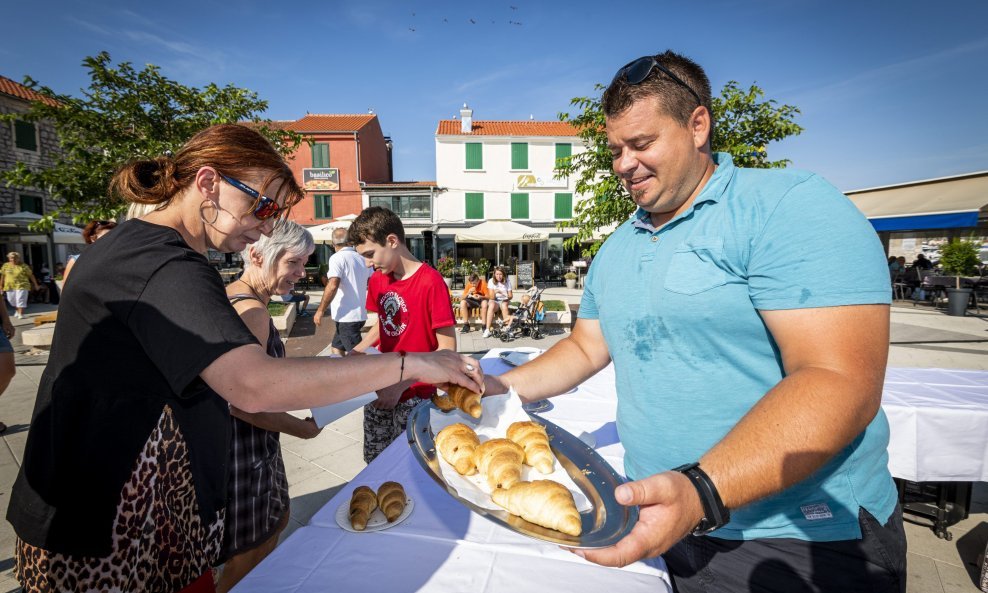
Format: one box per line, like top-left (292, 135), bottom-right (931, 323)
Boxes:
top-left (218, 173), bottom-right (282, 220)
top-left (611, 56), bottom-right (702, 105)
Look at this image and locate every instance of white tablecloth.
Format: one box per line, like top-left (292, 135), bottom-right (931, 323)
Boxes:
top-left (233, 350), bottom-right (671, 593)
top-left (233, 355), bottom-right (988, 592)
top-left (882, 367), bottom-right (988, 482)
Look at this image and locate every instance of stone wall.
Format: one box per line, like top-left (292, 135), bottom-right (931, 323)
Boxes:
top-left (0, 94), bottom-right (64, 215)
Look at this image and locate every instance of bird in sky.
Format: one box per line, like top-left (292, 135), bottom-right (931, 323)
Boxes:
top-left (469, 18), bottom-right (476, 24)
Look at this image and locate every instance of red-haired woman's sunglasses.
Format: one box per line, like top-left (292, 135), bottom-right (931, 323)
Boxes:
top-left (218, 174), bottom-right (282, 220)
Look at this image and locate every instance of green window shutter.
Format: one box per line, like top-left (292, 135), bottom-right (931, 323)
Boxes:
top-left (554, 143), bottom-right (571, 167)
top-left (510, 193), bottom-right (529, 219)
top-left (20, 195), bottom-right (43, 214)
top-left (465, 143), bottom-right (483, 170)
top-left (314, 194), bottom-right (332, 219)
top-left (465, 193), bottom-right (484, 219)
top-left (511, 143), bottom-right (528, 170)
top-left (554, 193), bottom-right (573, 219)
top-left (312, 143), bottom-right (329, 168)
top-left (14, 120), bottom-right (37, 151)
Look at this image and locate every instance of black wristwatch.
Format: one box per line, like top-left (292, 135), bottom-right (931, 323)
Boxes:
top-left (672, 462), bottom-right (730, 535)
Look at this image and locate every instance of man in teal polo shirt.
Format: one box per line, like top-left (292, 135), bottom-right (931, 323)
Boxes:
top-left (487, 50), bottom-right (904, 592)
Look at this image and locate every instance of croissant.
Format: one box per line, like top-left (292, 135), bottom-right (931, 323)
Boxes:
top-left (377, 481), bottom-right (407, 522)
top-left (432, 385), bottom-right (482, 418)
top-left (473, 438), bottom-right (525, 490)
top-left (506, 421), bottom-right (555, 474)
top-left (349, 485), bottom-right (378, 531)
top-left (435, 423), bottom-right (480, 475)
top-left (492, 480), bottom-right (582, 537)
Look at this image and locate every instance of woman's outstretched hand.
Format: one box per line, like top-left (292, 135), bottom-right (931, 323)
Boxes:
top-left (407, 350), bottom-right (485, 395)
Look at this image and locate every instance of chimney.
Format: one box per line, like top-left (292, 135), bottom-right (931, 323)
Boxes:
top-left (460, 103), bottom-right (473, 133)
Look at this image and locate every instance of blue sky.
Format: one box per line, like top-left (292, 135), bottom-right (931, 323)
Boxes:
top-left (2, 0), bottom-right (986, 191)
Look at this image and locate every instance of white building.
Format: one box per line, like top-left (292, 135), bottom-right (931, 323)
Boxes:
top-left (433, 105), bottom-right (588, 279)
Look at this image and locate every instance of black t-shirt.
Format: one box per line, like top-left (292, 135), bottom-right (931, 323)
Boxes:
top-left (7, 219), bottom-right (258, 557)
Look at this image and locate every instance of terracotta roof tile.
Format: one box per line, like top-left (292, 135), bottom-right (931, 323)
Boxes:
top-left (435, 120), bottom-right (579, 137)
top-left (275, 114), bottom-right (378, 133)
top-left (0, 75), bottom-right (60, 107)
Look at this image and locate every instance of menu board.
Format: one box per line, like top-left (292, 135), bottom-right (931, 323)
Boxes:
top-left (516, 261), bottom-right (535, 288)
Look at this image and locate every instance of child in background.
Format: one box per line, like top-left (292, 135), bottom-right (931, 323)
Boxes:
top-left (459, 272), bottom-right (489, 333)
top-left (347, 207), bottom-right (458, 462)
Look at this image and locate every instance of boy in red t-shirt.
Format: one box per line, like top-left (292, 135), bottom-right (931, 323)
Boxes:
top-left (348, 207), bottom-right (457, 462)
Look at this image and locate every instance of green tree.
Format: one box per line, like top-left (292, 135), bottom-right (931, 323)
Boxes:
top-left (556, 81), bottom-right (803, 255)
top-left (0, 52), bottom-right (301, 229)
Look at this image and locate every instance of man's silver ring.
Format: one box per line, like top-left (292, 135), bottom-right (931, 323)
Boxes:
top-left (465, 364), bottom-right (476, 372)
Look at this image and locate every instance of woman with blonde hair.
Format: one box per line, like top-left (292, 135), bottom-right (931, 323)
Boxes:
top-left (216, 219), bottom-right (321, 592)
top-left (7, 124), bottom-right (483, 593)
top-left (1, 252), bottom-right (39, 319)
top-left (483, 266), bottom-right (514, 337)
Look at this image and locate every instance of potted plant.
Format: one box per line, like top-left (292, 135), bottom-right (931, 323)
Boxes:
top-left (939, 239), bottom-right (980, 316)
top-left (436, 256), bottom-right (455, 288)
top-left (476, 258), bottom-right (492, 278)
top-left (564, 271), bottom-right (577, 289)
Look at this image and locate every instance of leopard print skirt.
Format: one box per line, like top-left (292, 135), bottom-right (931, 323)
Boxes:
top-left (16, 406), bottom-right (225, 592)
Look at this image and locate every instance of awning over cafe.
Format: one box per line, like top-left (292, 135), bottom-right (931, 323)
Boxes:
top-left (0, 212), bottom-right (85, 244)
top-left (305, 214), bottom-right (358, 244)
top-left (452, 220), bottom-right (548, 243)
top-left (846, 171), bottom-right (988, 232)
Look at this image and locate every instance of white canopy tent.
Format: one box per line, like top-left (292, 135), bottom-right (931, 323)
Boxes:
top-left (20, 221), bottom-right (86, 245)
top-left (306, 214), bottom-right (358, 244)
top-left (452, 220), bottom-right (549, 266)
top-left (0, 211), bottom-right (85, 244)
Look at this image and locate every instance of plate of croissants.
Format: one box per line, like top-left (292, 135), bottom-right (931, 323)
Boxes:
top-left (336, 481), bottom-right (414, 533)
top-left (407, 387), bottom-right (637, 548)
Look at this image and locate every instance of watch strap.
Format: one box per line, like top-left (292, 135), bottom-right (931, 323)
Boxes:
top-left (673, 462), bottom-right (730, 535)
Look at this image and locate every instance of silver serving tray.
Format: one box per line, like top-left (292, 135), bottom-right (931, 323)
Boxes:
top-left (521, 399), bottom-right (554, 413)
top-left (406, 403), bottom-right (637, 548)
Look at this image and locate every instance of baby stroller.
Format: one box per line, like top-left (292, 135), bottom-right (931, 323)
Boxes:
top-left (494, 286), bottom-right (545, 342)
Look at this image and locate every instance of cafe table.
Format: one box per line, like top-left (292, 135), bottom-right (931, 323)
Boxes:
top-left (232, 349), bottom-right (672, 593)
top-left (881, 367), bottom-right (988, 539)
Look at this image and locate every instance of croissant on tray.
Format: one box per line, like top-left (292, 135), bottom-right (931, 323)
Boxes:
top-left (506, 421), bottom-right (555, 474)
top-left (377, 481), bottom-right (407, 522)
top-left (431, 385), bottom-right (482, 418)
top-left (349, 485), bottom-right (378, 531)
top-left (492, 480), bottom-right (582, 537)
top-left (436, 423), bottom-right (480, 475)
top-left (473, 438), bottom-right (525, 491)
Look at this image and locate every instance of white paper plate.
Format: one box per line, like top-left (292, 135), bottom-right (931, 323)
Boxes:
top-left (335, 494), bottom-right (415, 533)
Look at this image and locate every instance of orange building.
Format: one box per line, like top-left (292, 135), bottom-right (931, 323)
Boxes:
top-left (272, 114), bottom-right (393, 225)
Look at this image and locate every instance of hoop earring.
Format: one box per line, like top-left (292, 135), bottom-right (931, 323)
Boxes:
top-left (199, 200), bottom-right (219, 225)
